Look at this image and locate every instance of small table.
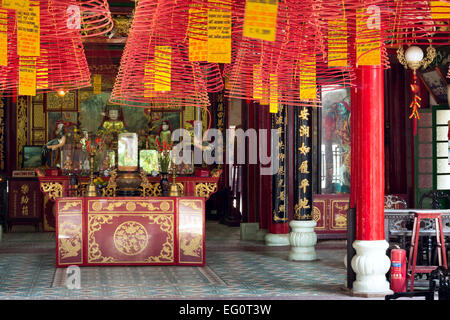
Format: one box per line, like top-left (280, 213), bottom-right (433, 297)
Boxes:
top-left (385, 209), bottom-right (450, 264)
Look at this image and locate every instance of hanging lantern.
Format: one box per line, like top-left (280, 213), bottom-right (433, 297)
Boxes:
top-left (397, 44), bottom-right (436, 134)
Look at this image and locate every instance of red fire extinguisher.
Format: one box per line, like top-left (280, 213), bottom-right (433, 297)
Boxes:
top-left (390, 247), bottom-right (407, 293)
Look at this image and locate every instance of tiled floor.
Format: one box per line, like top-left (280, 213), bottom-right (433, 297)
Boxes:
top-left (0, 221), bottom-right (383, 300)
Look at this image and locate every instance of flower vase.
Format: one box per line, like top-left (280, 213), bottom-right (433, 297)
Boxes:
top-left (160, 172), bottom-right (170, 196)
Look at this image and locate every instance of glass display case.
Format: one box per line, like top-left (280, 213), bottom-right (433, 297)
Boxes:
top-left (118, 132), bottom-right (138, 171)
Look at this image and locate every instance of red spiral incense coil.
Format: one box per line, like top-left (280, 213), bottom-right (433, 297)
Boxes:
top-left (76, 0), bottom-right (114, 38)
top-left (0, 0), bottom-right (91, 95)
top-left (225, 0), bottom-right (355, 107)
top-left (110, 0), bottom-right (211, 108)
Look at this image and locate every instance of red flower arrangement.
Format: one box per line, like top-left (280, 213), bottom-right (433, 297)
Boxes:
top-left (156, 139), bottom-right (172, 173)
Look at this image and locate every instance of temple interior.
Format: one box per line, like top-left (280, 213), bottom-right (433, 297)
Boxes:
top-left (0, 0), bottom-right (449, 304)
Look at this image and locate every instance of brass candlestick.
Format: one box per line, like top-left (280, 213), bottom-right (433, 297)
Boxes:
top-left (169, 164), bottom-right (180, 197)
top-left (87, 151), bottom-right (97, 197)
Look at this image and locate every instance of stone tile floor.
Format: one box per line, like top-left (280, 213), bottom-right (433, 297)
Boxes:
top-left (0, 221), bottom-right (426, 301)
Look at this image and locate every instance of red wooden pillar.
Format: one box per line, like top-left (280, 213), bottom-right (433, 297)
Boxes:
top-left (350, 65), bottom-right (391, 294)
top-left (350, 82), bottom-right (359, 209)
top-left (355, 65), bottom-right (385, 241)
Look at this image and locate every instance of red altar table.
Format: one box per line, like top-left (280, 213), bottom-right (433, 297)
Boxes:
top-left (55, 196), bottom-right (205, 267)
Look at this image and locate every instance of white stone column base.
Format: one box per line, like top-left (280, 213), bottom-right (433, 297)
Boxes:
top-left (240, 222), bottom-right (259, 241)
top-left (288, 220), bottom-right (317, 261)
top-left (351, 240), bottom-right (393, 295)
top-left (265, 233), bottom-right (290, 246)
top-left (255, 228), bottom-right (268, 241)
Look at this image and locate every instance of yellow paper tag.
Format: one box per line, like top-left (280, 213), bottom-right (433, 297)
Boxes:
top-left (328, 18), bottom-right (347, 67)
top-left (207, 8), bottom-right (231, 63)
top-left (19, 56), bottom-right (36, 96)
top-left (144, 59), bottom-right (155, 98)
top-left (243, 0), bottom-right (278, 42)
top-left (1, 0), bottom-right (29, 11)
top-left (299, 59), bottom-right (316, 100)
top-left (188, 8), bottom-right (208, 62)
top-left (0, 9), bottom-right (7, 66)
top-left (430, 1), bottom-right (450, 19)
top-left (269, 73), bottom-right (278, 113)
top-left (356, 8), bottom-right (381, 66)
top-left (253, 64), bottom-right (262, 100)
top-left (260, 86), bottom-right (269, 105)
top-left (17, 2), bottom-right (40, 57)
top-left (154, 46), bottom-right (171, 92)
top-left (93, 74), bottom-right (101, 94)
top-left (36, 48), bottom-right (48, 89)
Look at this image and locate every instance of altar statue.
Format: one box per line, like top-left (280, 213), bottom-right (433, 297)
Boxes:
top-left (156, 120), bottom-right (172, 147)
top-left (41, 122), bottom-right (67, 167)
top-left (80, 130), bottom-right (90, 152)
top-left (97, 104), bottom-right (128, 140)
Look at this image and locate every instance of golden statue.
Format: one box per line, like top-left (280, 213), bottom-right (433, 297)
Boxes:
top-left (97, 104), bottom-right (128, 149)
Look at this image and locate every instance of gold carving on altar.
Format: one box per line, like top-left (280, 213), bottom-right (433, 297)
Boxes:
top-left (87, 214), bottom-right (174, 263)
top-left (135, 201), bottom-right (158, 211)
top-left (89, 199), bottom-right (174, 213)
top-left (180, 200), bottom-right (201, 211)
top-left (61, 201), bottom-right (81, 212)
top-left (113, 221), bottom-right (149, 256)
top-left (180, 234), bottom-right (202, 258)
top-left (195, 183), bottom-right (217, 199)
top-left (91, 201), bottom-right (103, 211)
top-left (41, 182), bottom-right (63, 200)
top-left (160, 201), bottom-right (170, 212)
top-left (88, 215), bottom-right (116, 263)
top-left (105, 202), bottom-right (125, 211)
top-left (59, 221), bottom-right (82, 261)
top-left (126, 202), bottom-right (137, 211)
top-left (102, 168), bottom-right (117, 197)
top-left (144, 215), bottom-right (174, 263)
top-left (140, 182), bottom-right (162, 197)
top-left (138, 170), bottom-right (176, 197)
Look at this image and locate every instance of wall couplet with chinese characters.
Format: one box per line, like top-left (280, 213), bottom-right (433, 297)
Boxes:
top-left (294, 106), bottom-right (313, 221)
top-left (272, 105), bottom-right (287, 223)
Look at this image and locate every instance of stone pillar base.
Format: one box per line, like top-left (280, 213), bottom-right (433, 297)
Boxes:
top-left (351, 240), bottom-right (393, 295)
top-left (288, 220), bottom-right (317, 261)
top-left (240, 223), bottom-right (259, 241)
top-left (255, 228), bottom-right (268, 241)
top-left (265, 233), bottom-right (290, 246)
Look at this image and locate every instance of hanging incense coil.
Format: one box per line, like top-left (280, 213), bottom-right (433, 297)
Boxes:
top-left (0, 0), bottom-right (91, 95)
top-left (110, 0), bottom-right (211, 108)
